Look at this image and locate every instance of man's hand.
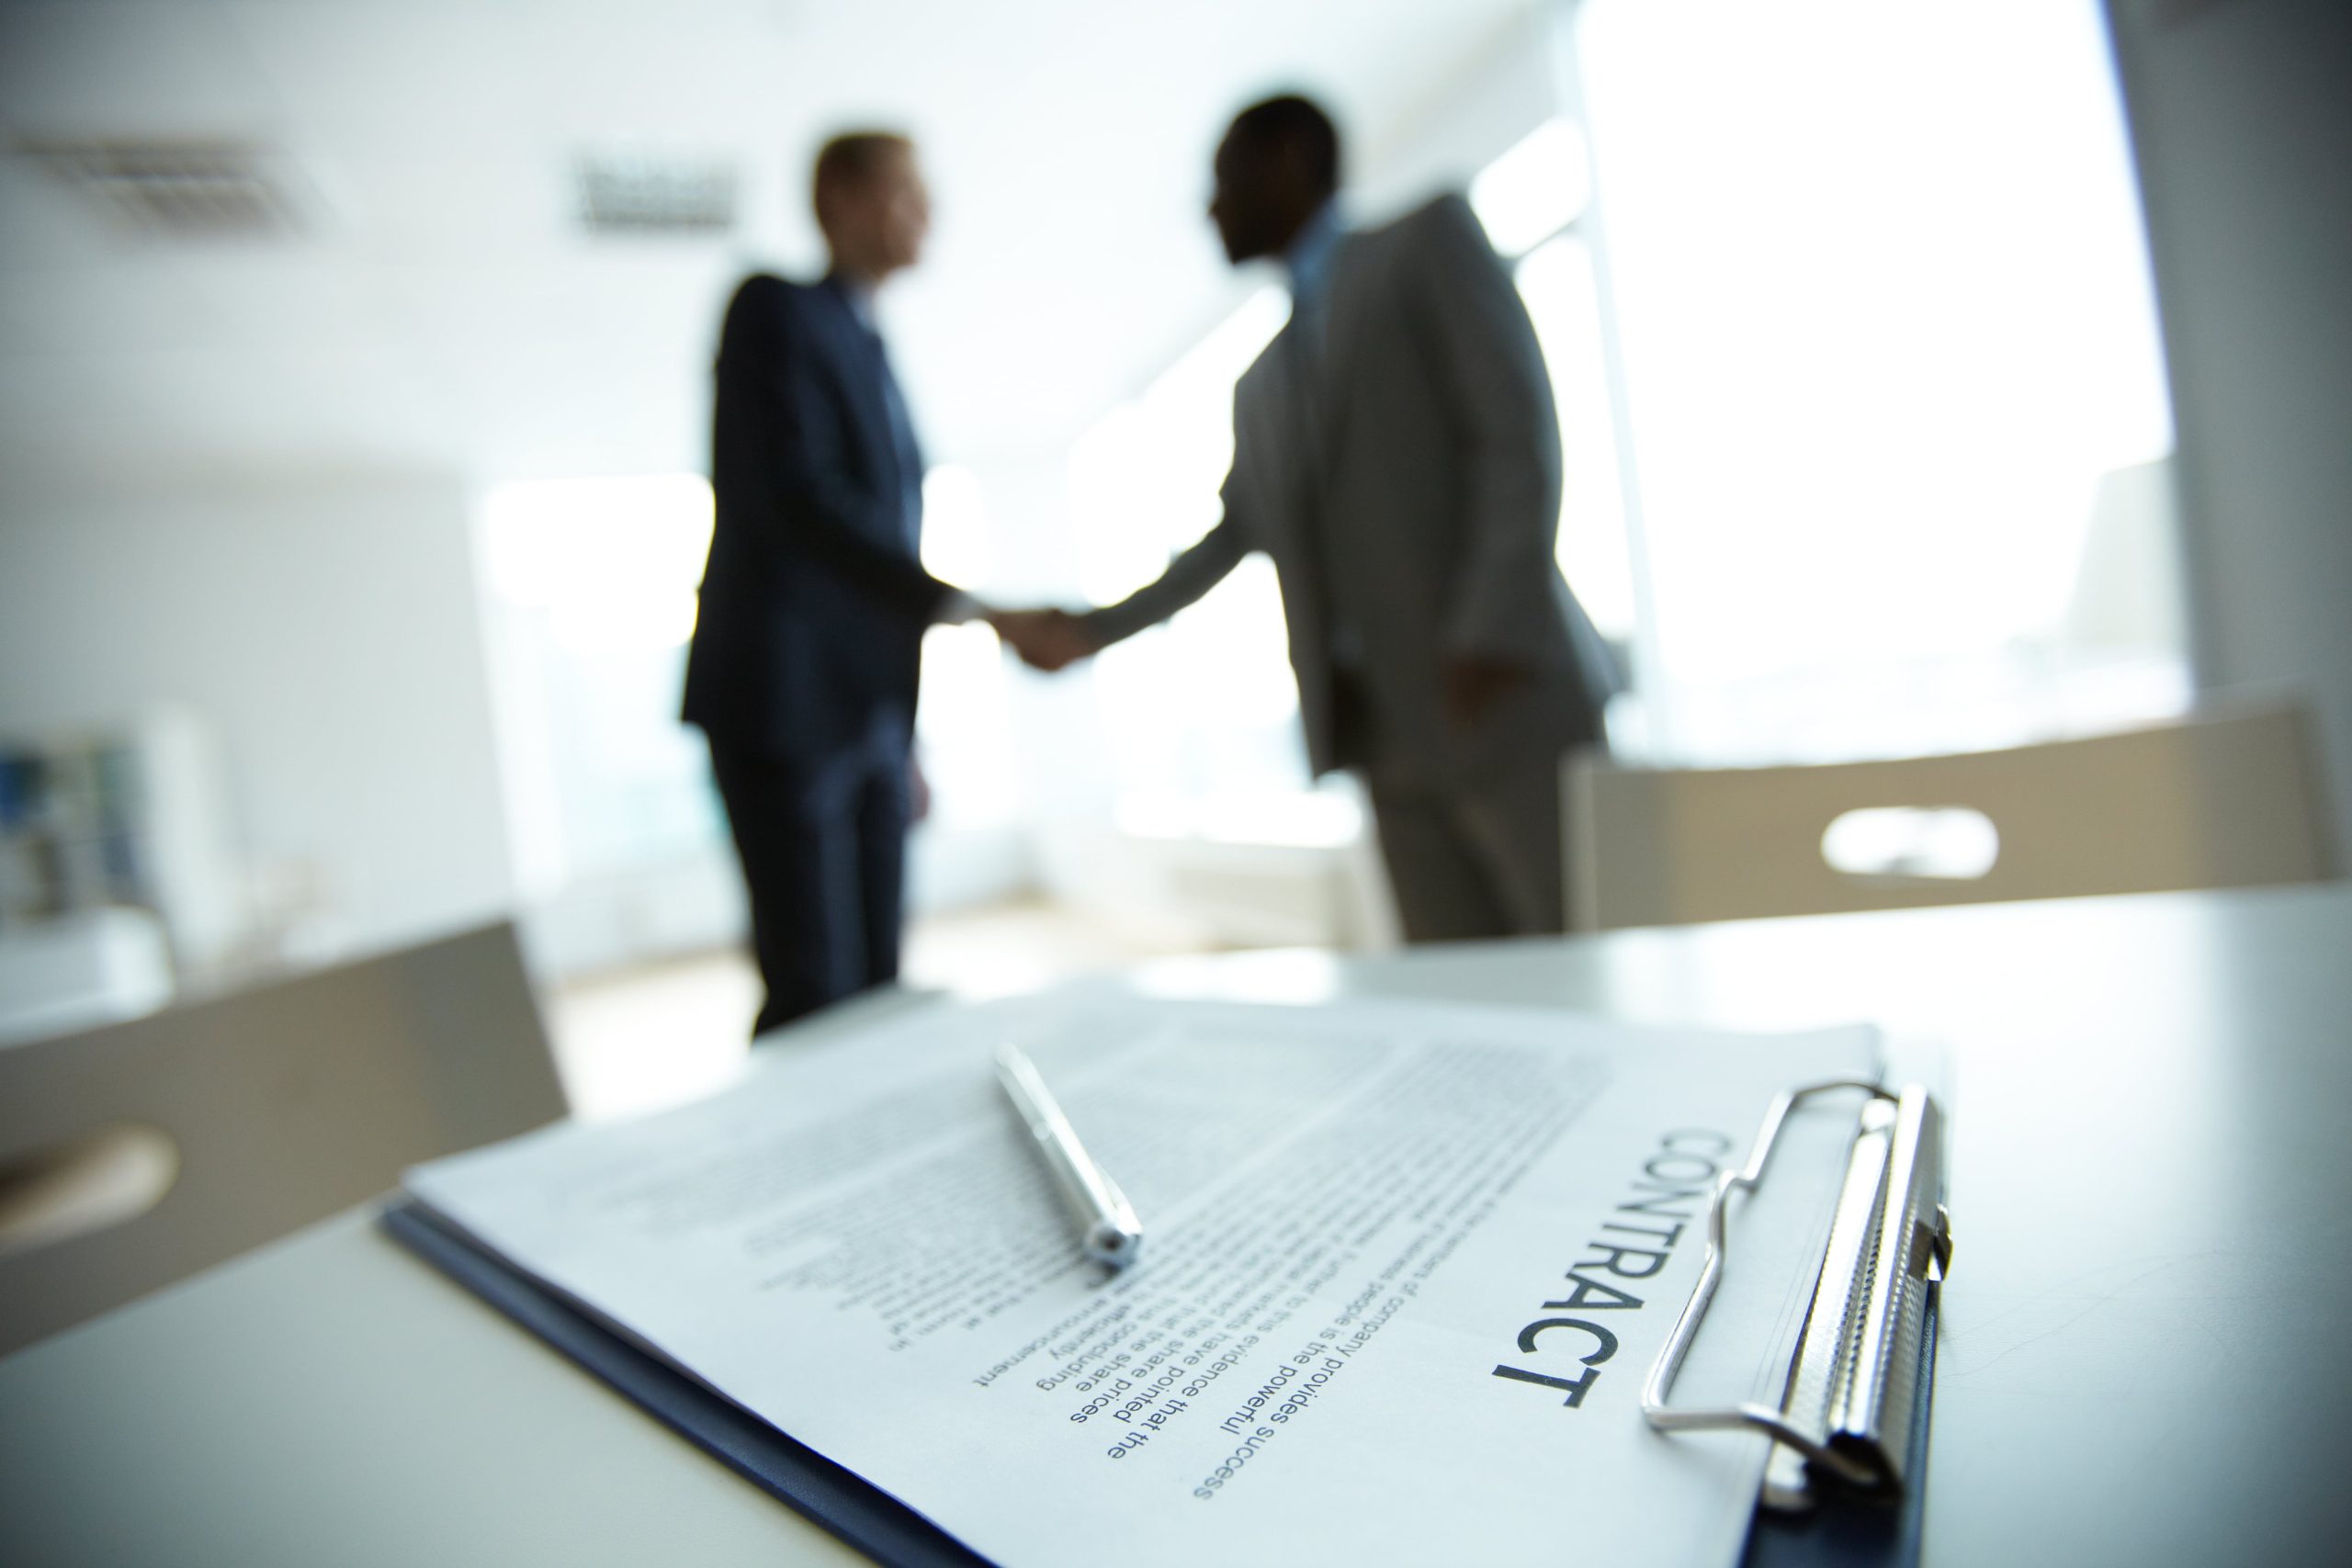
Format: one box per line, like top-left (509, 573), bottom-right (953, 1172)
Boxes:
top-left (989, 608), bottom-right (1097, 672)
top-left (1443, 654), bottom-right (1532, 729)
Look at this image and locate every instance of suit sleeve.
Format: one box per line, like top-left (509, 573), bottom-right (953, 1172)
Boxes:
top-left (1075, 430), bottom-right (1253, 648)
top-left (726, 280), bottom-right (952, 622)
top-left (1408, 195), bottom-right (1567, 665)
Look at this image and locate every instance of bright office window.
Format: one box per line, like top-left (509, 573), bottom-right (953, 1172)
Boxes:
top-left (1571, 0), bottom-right (2184, 761)
top-left (916, 466), bottom-right (1020, 829)
top-left (1471, 118), bottom-right (1643, 649)
top-left (477, 474), bottom-right (722, 895)
top-left (1517, 232), bottom-right (1636, 641)
top-left (1069, 286), bottom-right (1314, 822)
top-left (1471, 118), bottom-right (1593, 260)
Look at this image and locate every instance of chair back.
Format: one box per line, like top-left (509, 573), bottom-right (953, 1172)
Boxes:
top-left (0, 920), bottom-right (564, 1357)
top-left (1566, 702), bottom-right (2335, 931)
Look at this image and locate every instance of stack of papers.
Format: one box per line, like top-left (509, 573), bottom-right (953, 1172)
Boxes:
top-left (401, 993), bottom-right (1877, 1567)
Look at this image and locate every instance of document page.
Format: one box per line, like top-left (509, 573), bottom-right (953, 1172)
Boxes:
top-left (405, 995), bottom-right (1875, 1567)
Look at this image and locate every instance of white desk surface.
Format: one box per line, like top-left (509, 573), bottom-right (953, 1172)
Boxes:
top-left (6, 885), bottom-right (2350, 1567)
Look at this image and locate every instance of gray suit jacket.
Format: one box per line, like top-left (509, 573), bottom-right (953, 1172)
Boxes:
top-left (1083, 193), bottom-right (1621, 790)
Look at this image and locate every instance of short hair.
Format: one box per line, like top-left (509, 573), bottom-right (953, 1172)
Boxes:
top-left (811, 131), bottom-right (912, 227)
top-left (1227, 95), bottom-right (1341, 195)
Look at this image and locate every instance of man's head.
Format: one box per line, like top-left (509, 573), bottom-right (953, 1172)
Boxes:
top-left (813, 131), bottom-right (929, 283)
top-left (1209, 95), bottom-right (1341, 265)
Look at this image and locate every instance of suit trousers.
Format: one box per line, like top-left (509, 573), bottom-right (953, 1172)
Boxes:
top-left (706, 741), bottom-right (909, 1036)
top-left (1366, 752), bottom-right (1574, 942)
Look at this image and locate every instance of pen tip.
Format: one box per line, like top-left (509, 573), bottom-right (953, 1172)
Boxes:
top-left (1087, 1224), bottom-right (1141, 1268)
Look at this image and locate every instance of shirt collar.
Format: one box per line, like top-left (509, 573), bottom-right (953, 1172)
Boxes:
top-left (825, 270), bottom-right (880, 331)
top-left (1283, 197), bottom-right (1345, 307)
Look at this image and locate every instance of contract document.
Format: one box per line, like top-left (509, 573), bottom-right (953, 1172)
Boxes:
top-left (403, 995), bottom-right (1878, 1567)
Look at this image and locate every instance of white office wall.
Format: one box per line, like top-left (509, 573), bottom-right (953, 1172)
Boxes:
top-left (0, 470), bottom-right (517, 962)
top-left (1353, 6), bottom-right (1565, 220)
top-left (2105, 0), bottom-right (2352, 856)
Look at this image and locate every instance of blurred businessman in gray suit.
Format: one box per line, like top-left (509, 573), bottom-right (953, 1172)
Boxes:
top-left (1014, 95), bottom-right (1620, 941)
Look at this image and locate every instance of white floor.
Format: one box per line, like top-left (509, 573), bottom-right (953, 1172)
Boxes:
top-left (543, 898), bottom-right (1209, 1121)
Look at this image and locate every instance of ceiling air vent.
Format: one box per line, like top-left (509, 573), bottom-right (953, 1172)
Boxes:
top-left (575, 153), bottom-right (737, 235)
top-left (24, 139), bottom-right (308, 237)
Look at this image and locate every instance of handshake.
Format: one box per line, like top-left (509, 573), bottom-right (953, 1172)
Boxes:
top-left (981, 607), bottom-right (1100, 673)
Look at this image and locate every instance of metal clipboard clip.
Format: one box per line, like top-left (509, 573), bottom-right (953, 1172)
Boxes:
top-left (1643, 1078), bottom-right (1952, 1510)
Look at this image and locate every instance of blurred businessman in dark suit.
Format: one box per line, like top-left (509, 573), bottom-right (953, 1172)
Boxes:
top-left (684, 133), bottom-right (1042, 1033)
top-left (1012, 96), bottom-right (1621, 942)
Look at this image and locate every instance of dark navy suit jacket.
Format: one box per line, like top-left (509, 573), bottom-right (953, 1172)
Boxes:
top-left (682, 274), bottom-right (948, 769)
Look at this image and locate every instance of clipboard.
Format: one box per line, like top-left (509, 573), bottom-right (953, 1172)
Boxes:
top-left (380, 1077), bottom-right (1950, 1568)
top-left (1651, 1079), bottom-right (1953, 1568)
top-left (380, 1198), bottom-right (989, 1568)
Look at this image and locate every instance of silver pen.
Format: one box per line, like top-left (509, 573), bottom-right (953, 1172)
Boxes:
top-left (994, 1043), bottom-right (1144, 1269)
